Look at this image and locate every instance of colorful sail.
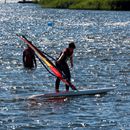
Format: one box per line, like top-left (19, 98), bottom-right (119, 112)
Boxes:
top-left (17, 34), bottom-right (77, 90)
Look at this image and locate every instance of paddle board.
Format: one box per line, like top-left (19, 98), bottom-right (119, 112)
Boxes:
top-left (28, 87), bottom-right (115, 100)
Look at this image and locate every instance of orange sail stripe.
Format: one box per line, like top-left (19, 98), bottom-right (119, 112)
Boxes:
top-left (50, 66), bottom-right (62, 78)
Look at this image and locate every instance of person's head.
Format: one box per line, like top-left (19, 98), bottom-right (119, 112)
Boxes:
top-left (69, 42), bottom-right (76, 49)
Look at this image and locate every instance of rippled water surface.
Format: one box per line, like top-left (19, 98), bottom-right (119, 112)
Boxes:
top-left (0, 3), bottom-right (130, 130)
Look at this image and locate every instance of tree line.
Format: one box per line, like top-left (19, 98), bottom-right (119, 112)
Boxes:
top-left (35, 0), bottom-right (130, 10)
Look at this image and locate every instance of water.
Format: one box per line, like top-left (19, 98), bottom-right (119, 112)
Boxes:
top-left (0, 3), bottom-right (130, 130)
top-left (0, 0), bottom-right (19, 3)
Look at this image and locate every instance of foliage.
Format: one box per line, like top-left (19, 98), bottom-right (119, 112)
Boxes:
top-left (38, 0), bottom-right (130, 10)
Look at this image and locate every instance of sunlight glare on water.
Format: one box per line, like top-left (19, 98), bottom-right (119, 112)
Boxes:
top-left (0, 2), bottom-right (130, 130)
top-left (0, 0), bottom-right (19, 3)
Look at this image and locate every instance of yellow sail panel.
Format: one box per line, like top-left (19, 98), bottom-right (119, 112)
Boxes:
top-left (36, 52), bottom-right (52, 67)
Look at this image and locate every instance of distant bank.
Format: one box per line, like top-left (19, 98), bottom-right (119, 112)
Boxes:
top-left (37, 0), bottom-right (130, 11)
top-left (18, 0), bottom-right (38, 3)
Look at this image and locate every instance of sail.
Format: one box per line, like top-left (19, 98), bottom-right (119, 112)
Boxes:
top-left (17, 34), bottom-right (77, 90)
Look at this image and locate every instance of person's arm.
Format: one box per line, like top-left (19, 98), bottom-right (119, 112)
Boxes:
top-left (33, 55), bottom-right (37, 68)
top-left (32, 50), bottom-right (37, 68)
top-left (56, 52), bottom-right (65, 64)
top-left (23, 51), bottom-right (26, 66)
top-left (70, 54), bottom-right (73, 68)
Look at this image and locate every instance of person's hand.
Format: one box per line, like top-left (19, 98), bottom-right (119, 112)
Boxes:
top-left (56, 60), bottom-right (60, 65)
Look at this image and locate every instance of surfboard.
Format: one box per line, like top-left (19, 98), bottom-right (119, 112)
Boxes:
top-left (28, 87), bottom-right (115, 100)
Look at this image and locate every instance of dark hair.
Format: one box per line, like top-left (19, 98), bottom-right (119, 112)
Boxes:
top-left (69, 42), bottom-right (76, 49)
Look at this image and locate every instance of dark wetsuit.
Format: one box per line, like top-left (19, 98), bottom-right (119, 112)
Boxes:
top-left (23, 47), bottom-right (36, 69)
top-left (55, 48), bottom-right (73, 91)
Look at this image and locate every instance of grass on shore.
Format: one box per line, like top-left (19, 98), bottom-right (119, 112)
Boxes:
top-left (37, 0), bottom-right (130, 10)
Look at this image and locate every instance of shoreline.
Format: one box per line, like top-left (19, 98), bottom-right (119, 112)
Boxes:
top-left (18, 0), bottom-right (37, 3)
top-left (37, 0), bottom-right (130, 11)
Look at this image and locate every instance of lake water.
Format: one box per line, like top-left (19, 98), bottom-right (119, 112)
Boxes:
top-left (0, 3), bottom-right (130, 130)
top-left (0, 0), bottom-right (19, 3)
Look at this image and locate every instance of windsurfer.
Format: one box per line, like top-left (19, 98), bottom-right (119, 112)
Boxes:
top-left (55, 42), bottom-right (76, 92)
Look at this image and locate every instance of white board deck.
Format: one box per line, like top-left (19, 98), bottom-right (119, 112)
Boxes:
top-left (28, 87), bottom-right (115, 100)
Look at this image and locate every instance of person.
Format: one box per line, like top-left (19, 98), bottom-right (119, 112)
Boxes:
top-left (55, 42), bottom-right (76, 92)
top-left (23, 45), bottom-right (37, 69)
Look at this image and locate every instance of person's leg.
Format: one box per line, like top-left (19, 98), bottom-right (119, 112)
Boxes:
top-left (55, 77), bottom-right (60, 92)
top-left (55, 63), bottom-right (61, 92)
top-left (62, 63), bottom-right (71, 91)
top-left (65, 71), bottom-right (71, 91)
